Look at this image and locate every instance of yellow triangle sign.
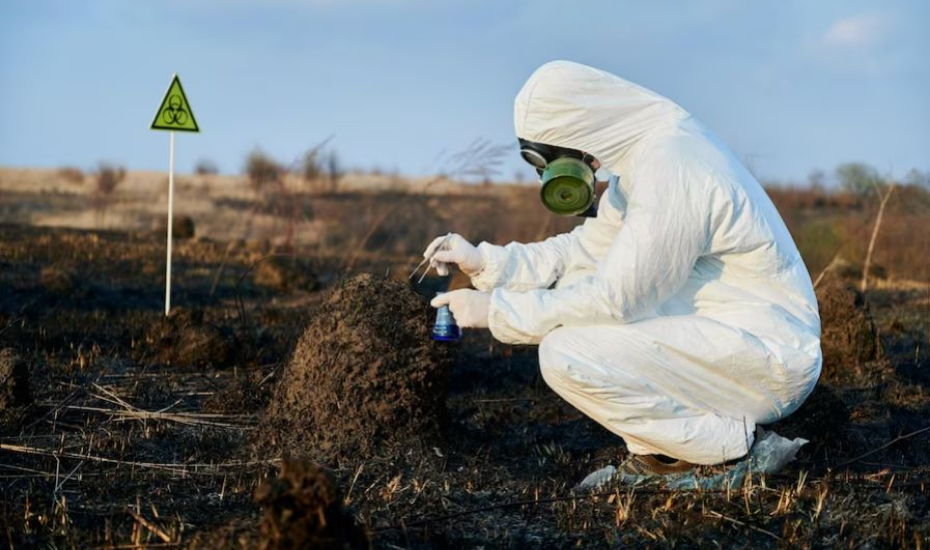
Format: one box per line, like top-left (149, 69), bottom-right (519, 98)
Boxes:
top-left (151, 74), bottom-right (199, 132)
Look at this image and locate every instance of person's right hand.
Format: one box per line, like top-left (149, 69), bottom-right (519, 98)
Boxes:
top-left (423, 233), bottom-right (485, 277)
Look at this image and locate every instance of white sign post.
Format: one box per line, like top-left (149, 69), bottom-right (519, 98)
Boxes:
top-left (150, 74), bottom-right (199, 316)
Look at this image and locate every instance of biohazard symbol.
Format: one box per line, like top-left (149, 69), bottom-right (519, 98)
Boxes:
top-left (151, 75), bottom-right (199, 132)
top-left (162, 95), bottom-right (188, 125)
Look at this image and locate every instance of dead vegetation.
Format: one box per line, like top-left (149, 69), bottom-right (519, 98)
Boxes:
top-left (0, 174), bottom-right (928, 548)
top-left (56, 166), bottom-right (85, 186)
top-left (91, 162), bottom-right (126, 227)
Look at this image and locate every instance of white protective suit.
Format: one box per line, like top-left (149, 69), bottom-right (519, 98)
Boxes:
top-left (469, 61), bottom-right (822, 465)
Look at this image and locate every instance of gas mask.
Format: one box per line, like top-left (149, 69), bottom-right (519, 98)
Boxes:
top-left (519, 138), bottom-right (597, 217)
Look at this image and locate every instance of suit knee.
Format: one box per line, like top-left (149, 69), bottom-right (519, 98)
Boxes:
top-left (538, 327), bottom-right (575, 386)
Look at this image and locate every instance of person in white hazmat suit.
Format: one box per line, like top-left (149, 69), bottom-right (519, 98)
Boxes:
top-left (425, 61), bottom-right (821, 473)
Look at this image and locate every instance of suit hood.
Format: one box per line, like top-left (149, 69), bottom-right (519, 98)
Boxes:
top-left (514, 61), bottom-right (689, 170)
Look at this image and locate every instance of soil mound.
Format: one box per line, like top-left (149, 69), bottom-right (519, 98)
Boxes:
top-left (157, 215), bottom-right (196, 240)
top-left (253, 257), bottom-right (319, 293)
top-left (262, 273), bottom-right (450, 462)
top-left (0, 348), bottom-right (31, 430)
top-left (254, 461), bottom-right (368, 550)
top-left (186, 461), bottom-right (368, 550)
top-left (140, 309), bottom-right (238, 368)
top-left (816, 279), bottom-right (882, 381)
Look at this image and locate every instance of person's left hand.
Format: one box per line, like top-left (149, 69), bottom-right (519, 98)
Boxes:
top-left (430, 289), bottom-right (491, 328)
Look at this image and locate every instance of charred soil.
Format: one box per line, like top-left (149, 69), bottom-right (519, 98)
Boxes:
top-left (1, 225), bottom-right (929, 549)
top-left (261, 273), bottom-right (450, 463)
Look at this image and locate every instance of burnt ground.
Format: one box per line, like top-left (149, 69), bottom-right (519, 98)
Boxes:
top-left (0, 223), bottom-right (928, 549)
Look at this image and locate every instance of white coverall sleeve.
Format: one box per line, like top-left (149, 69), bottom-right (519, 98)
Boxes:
top-left (470, 186), bottom-right (623, 293)
top-left (470, 230), bottom-right (580, 293)
top-left (488, 166), bottom-right (712, 344)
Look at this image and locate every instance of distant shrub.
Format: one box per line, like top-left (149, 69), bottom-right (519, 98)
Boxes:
top-left (95, 163), bottom-right (126, 196)
top-left (836, 163), bottom-right (883, 197)
top-left (91, 162), bottom-right (126, 227)
top-left (245, 149), bottom-right (283, 192)
top-left (301, 149), bottom-right (342, 193)
top-left (57, 166), bottom-right (85, 185)
top-left (194, 158), bottom-right (219, 176)
top-left (301, 150), bottom-right (323, 182)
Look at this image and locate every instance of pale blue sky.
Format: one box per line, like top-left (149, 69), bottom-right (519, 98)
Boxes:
top-left (1, 0), bottom-right (927, 183)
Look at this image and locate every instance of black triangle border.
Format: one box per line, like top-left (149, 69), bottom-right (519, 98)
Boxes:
top-left (151, 75), bottom-right (200, 133)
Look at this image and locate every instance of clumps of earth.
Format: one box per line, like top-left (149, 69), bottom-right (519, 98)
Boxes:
top-left (0, 348), bottom-right (31, 430)
top-left (253, 257), bottom-right (319, 293)
top-left (254, 461), bottom-right (368, 550)
top-left (137, 309), bottom-right (239, 369)
top-left (815, 279), bottom-right (883, 382)
top-left (157, 214), bottom-right (196, 240)
top-left (261, 273), bottom-right (450, 463)
top-left (202, 370), bottom-right (271, 414)
top-left (187, 460), bottom-right (368, 550)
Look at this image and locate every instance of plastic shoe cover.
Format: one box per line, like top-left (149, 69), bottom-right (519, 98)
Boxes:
top-left (576, 429), bottom-right (807, 491)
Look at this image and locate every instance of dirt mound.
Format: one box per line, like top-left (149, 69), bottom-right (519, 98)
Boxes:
top-left (262, 273), bottom-right (450, 462)
top-left (0, 348), bottom-right (31, 430)
top-left (253, 257), bottom-right (319, 293)
top-left (254, 461), bottom-right (368, 550)
top-left (186, 461), bottom-right (367, 550)
top-left (139, 309), bottom-right (238, 368)
top-left (157, 215), bottom-right (196, 240)
top-left (816, 279), bottom-right (882, 381)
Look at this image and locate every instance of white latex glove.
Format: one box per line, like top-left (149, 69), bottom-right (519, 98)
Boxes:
top-left (423, 233), bottom-right (485, 277)
top-left (430, 289), bottom-right (491, 329)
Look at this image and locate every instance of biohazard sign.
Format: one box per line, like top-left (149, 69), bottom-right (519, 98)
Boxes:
top-left (150, 75), bottom-right (199, 132)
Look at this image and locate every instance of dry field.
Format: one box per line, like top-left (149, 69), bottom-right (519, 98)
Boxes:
top-left (1, 168), bottom-right (928, 549)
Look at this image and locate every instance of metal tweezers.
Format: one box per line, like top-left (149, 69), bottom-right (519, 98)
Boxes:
top-left (409, 232), bottom-right (451, 284)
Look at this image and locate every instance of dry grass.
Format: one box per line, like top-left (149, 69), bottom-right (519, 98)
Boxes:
top-left (0, 171), bottom-right (928, 548)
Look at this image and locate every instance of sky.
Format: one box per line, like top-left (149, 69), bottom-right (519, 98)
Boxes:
top-left (0, 0), bottom-right (927, 184)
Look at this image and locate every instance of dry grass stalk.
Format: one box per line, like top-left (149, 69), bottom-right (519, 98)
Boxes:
top-left (86, 383), bottom-right (253, 429)
top-left (0, 443), bottom-right (279, 475)
top-left (704, 509), bottom-right (782, 540)
top-left (861, 180), bottom-right (896, 292)
top-left (127, 507), bottom-right (174, 544)
top-left (342, 137), bottom-right (511, 274)
top-left (67, 405), bottom-right (253, 429)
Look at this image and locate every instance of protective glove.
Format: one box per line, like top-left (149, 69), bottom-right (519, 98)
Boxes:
top-left (423, 233), bottom-right (485, 277)
top-left (430, 289), bottom-right (491, 329)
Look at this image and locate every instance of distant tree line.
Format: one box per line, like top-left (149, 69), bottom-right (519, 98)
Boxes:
top-left (810, 163), bottom-right (929, 196)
